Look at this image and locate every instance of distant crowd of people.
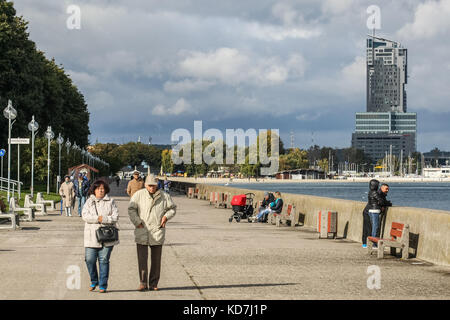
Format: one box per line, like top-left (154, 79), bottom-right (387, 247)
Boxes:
top-left (59, 172), bottom-right (91, 217)
top-left (125, 171), bottom-right (171, 197)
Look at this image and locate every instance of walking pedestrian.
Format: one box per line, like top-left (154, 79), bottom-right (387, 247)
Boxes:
top-left (59, 175), bottom-right (75, 217)
top-left (128, 174), bottom-right (176, 291)
top-left (74, 173), bottom-right (90, 217)
top-left (82, 180), bottom-right (119, 293)
top-left (163, 177), bottom-right (171, 194)
top-left (127, 171), bottom-right (144, 197)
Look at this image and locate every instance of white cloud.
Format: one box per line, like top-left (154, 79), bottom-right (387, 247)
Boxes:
top-left (339, 55), bottom-right (366, 93)
top-left (322, 0), bottom-right (356, 15)
top-left (244, 22), bottom-right (321, 41)
top-left (296, 112), bottom-right (323, 121)
top-left (177, 48), bottom-right (306, 86)
top-left (397, 0), bottom-right (450, 39)
top-left (151, 98), bottom-right (195, 116)
top-left (67, 70), bottom-right (98, 88)
top-left (163, 79), bottom-right (216, 93)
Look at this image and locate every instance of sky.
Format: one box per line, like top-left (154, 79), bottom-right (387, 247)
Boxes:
top-left (13, 0), bottom-right (450, 152)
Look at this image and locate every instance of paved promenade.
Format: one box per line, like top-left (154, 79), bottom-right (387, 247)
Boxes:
top-left (0, 182), bottom-right (449, 300)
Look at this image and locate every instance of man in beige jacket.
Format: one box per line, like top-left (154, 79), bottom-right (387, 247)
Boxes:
top-left (128, 174), bottom-right (176, 291)
top-left (127, 170), bottom-right (144, 197)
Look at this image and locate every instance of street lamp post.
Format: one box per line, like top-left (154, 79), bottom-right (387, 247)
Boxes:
top-left (81, 149), bottom-right (86, 164)
top-left (3, 100), bottom-right (17, 202)
top-left (56, 133), bottom-right (64, 194)
top-left (44, 126), bottom-right (54, 195)
top-left (65, 139), bottom-right (71, 155)
top-left (28, 116), bottom-right (39, 198)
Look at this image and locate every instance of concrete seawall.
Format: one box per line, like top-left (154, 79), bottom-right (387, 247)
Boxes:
top-left (171, 181), bottom-right (450, 267)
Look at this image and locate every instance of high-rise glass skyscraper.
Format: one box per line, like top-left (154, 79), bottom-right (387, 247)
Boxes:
top-left (352, 35), bottom-right (417, 162)
top-left (366, 36), bottom-right (408, 113)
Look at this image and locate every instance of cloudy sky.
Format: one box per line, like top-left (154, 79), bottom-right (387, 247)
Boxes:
top-left (13, 0), bottom-right (450, 151)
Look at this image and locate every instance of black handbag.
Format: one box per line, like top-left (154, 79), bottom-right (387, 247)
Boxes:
top-left (93, 201), bottom-right (119, 243)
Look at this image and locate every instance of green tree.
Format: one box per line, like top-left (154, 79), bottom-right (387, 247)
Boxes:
top-left (279, 148), bottom-right (309, 170)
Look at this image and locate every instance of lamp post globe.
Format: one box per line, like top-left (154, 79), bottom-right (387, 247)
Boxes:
top-left (28, 116), bottom-right (39, 197)
top-left (56, 134), bottom-right (64, 193)
top-left (65, 139), bottom-right (71, 155)
top-left (4, 100), bottom-right (17, 202)
top-left (44, 126), bottom-right (54, 194)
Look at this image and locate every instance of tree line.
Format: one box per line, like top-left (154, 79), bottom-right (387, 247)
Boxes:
top-left (0, 1), bottom-right (92, 189)
top-left (0, 0), bottom-right (90, 150)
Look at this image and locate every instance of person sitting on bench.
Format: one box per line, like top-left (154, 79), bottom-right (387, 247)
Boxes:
top-left (256, 191), bottom-right (283, 222)
top-left (256, 192), bottom-right (274, 222)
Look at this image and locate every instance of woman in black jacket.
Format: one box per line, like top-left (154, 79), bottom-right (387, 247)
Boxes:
top-left (367, 179), bottom-right (384, 245)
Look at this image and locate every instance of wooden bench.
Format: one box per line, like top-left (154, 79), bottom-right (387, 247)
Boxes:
top-left (9, 197), bottom-right (34, 222)
top-left (0, 208), bottom-right (20, 230)
top-left (226, 193), bottom-right (233, 208)
top-left (215, 192), bottom-right (228, 209)
top-left (36, 192), bottom-right (56, 211)
top-left (367, 222), bottom-right (410, 260)
top-left (276, 204), bottom-right (299, 228)
top-left (193, 188), bottom-right (199, 199)
top-left (209, 192), bottom-right (218, 205)
top-left (24, 194), bottom-right (47, 215)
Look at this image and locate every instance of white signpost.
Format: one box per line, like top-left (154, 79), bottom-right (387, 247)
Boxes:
top-left (9, 138), bottom-right (30, 199)
top-left (0, 149), bottom-right (5, 191)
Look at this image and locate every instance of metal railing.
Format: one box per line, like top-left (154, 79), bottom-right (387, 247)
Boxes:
top-left (0, 177), bottom-right (24, 200)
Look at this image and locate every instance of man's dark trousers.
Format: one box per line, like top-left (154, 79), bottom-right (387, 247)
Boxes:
top-left (362, 205), bottom-right (372, 245)
top-left (137, 244), bottom-right (162, 288)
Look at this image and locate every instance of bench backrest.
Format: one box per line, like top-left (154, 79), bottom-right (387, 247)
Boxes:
top-left (9, 197), bottom-right (17, 210)
top-left (286, 204), bottom-right (294, 216)
top-left (390, 222), bottom-right (410, 243)
top-left (36, 192), bottom-right (44, 202)
top-left (24, 194), bottom-right (32, 207)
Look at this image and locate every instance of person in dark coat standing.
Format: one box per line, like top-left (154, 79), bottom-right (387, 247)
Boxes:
top-left (74, 173), bottom-right (90, 217)
top-left (377, 183), bottom-right (392, 237)
top-left (361, 204), bottom-right (372, 248)
top-left (366, 179), bottom-right (385, 247)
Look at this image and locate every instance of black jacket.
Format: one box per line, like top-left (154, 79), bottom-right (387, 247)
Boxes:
top-left (377, 190), bottom-right (392, 208)
top-left (367, 179), bottom-right (383, 210)
top-left (261, 193), bottom-right (275, 208)
top-left (270, 198), bottom-right (283, 213)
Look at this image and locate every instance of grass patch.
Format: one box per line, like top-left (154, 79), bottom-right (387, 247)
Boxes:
top-left (0, 188), bottom-right (61, 213)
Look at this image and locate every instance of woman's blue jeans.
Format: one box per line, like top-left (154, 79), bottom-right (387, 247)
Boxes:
top-left (368, 212), bottom-right (380, 238)
top-left (257, 208), bottom-right (272, 222)
top-left (85, 246), bottom-right (113, 290)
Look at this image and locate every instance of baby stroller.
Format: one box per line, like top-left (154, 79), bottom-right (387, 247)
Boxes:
top-left (229, 193), bottom-right (255, 223)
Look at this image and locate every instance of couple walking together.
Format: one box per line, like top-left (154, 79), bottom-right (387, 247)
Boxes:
top-left (81, 174), bottom-right (176, 292)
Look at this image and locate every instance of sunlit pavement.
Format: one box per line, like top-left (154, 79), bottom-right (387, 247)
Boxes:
top-left (0, 181), bottom-right (449, 300)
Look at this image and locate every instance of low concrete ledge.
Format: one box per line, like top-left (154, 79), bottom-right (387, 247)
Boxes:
top-left (171, 181), bottom-right (450, 267)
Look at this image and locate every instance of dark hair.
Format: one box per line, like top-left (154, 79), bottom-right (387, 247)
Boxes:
top-left (89, 179), bottom-right (110, 196)
top-left (380, 183), bottom-right (389, 188)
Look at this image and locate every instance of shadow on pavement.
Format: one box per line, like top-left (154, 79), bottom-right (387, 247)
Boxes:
top-left (20, 227), bottom-right (40, 231)
top-left (160, 282), bottom-right (298, 291)
top-left (107, 282), bottom-right (297, 293)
